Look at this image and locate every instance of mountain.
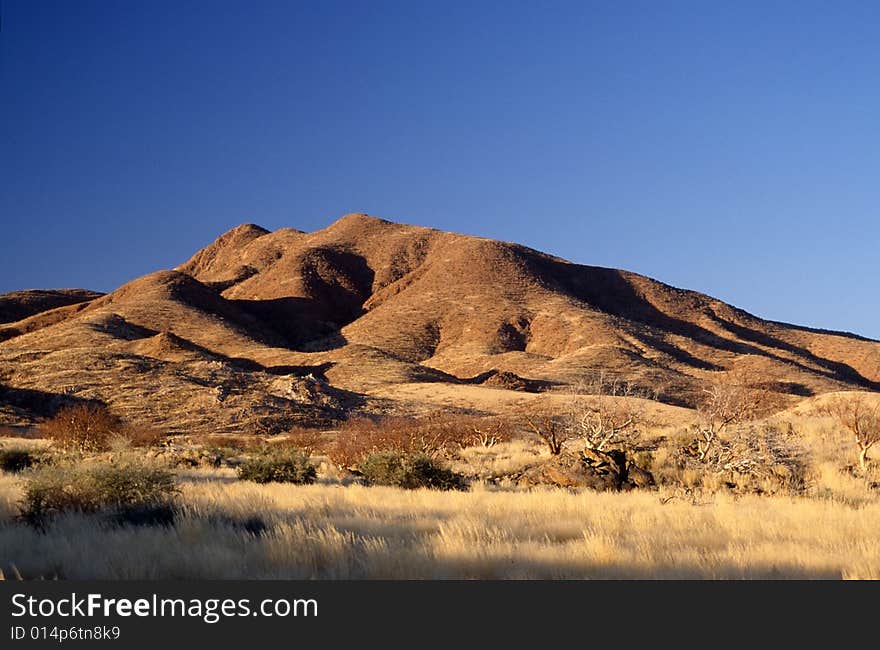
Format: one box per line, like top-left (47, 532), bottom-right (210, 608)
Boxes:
top-left (1, 213), bottom-right (878, 434)
top-left (0, 289), bottom-right (102, 328)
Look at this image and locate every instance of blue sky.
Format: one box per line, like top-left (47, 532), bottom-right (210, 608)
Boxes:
top-left (2, 1), bottom-right (878, 338)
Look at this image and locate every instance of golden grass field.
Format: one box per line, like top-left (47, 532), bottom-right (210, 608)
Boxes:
top-left (1, 472), bottom-right (879, 580)
top-left (1, 391), bottom-right (879, 580)
top-left (1, 448), bottom-right (879, 579)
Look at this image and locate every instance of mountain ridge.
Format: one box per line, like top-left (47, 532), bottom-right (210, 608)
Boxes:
top-left (1, 213), bottom-right (877, 433)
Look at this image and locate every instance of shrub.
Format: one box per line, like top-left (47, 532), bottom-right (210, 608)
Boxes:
top-left (121, 426), bottom-right (166, 448)
top-left (0, 447), bottom-right (41, 473)
top-left (658, 424), bottom-right (806, 495)
top-left (39, 404), bottom-right (123, 452)
top-left (279, 427), bottom-right (328, 455)
top-left (330, 417), bottom-right (403, 469)
top-left (19, 458), bottom-right (178, 524)
top-left (330, 414), bottom-right (510, 469)
top-left (38, 404), bottom-right (165, 452)
top-left (359, 451), bottom-right (467, 490)
top-left (237, 447), bottom-right (317, 484)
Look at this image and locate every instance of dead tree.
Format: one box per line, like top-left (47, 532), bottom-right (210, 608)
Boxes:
top-left (693, 374), bottom-right (767, 463)
top-left (821, 393), bottom-right (880, 472)
top-left (573, 379), bottom-right (644, 452)
top-left (522, 412), bottom-right (567, 455)
top-left (469, 418), bottom-right (509, 448)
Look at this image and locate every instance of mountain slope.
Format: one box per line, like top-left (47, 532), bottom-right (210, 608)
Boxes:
top-left (0, 289), bottom-right (104, 343)
top-left (177, 213), bottom-right (880, 394)
top-left (1, 213), bottom-right (877, 432)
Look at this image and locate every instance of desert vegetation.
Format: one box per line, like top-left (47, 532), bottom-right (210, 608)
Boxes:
top-left (358, 451), bottom-right (466, 490)
top-left (237, 446), bottom-right (317, 484)
top-left (0, 447), bottom-right (41, 474)
top-left (39, 403), bottom-right (165, 452)
top-left (0, 389), bottom-right (879, 579)
top-left (3, 474), bottom-right (880, 579)
top-left (820, 394), bottom-right (880, 472)
top-left (19, 454), bottom-right (177, 526)
top-left (690, 373), bottom-right (770, 464)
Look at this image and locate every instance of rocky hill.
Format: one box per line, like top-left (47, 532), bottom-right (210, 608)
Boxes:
top-left (1, 213), bottom-right (877, 433)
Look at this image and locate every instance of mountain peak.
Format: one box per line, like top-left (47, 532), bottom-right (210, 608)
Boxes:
top-left (238, 222), bottom-right (269, 231)
top-left (177, 223), bottom-right (271, 278)
top-left (3, 214), bottom-right (880, 435)
top-left (322, 212), bottom-right (397, 233)
top-left (220, 222), bottom-right (271, 240)
top-left (335, 212), bottom-right (389, 225)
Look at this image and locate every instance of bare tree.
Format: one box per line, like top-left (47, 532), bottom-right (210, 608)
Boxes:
top-left (571, 377), bottom-right (644, 452)
top-left (522, 411), bottom-right (567, 455)
top-left (468, 418), bottom-right (510, 448)
top-left (521, 370), bottom-right (645, 456)
top-left (693, 374), bottom-right (767, 463)
top-left (821, 393), bottom-right (880, 472)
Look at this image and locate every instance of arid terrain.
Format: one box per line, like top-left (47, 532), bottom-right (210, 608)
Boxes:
top-left (2, 213), bottom-right (879, 433)
top-left (1, 214), bottom-right (879, 579)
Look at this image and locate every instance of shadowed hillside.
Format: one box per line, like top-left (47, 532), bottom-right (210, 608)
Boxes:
top-left (0, 289), bottom-right (103, 324)
top-left (1, 213), bottom-right (878, 432)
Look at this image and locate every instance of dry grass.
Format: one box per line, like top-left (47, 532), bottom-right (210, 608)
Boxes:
top-left (450, 438), bottom-right (545, 478)
top-left (1, 466), bottom-right (880, 579)
top-left (2, 400), bottom-right (880, 580)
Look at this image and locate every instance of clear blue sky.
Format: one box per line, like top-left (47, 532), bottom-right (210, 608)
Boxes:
top-left (2, 1), bottom-right (878, 338)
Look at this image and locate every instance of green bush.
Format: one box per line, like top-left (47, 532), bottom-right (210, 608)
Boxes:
top-left (0, 448), bottom-right (42, 473)
top-left (236, 447), bottom-right (317, 484)
top-left (359, 451), bottom-right (467, 490)
top-left (19, 458), bottom-right (178, 524)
